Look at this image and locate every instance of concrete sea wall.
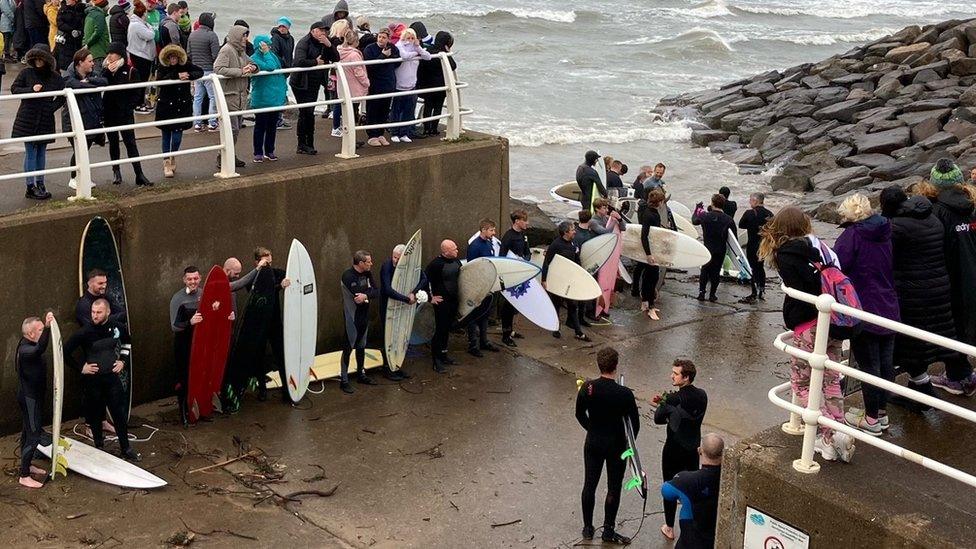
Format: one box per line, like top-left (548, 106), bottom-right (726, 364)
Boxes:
top-left (0, 135), bottom-right (509, 434)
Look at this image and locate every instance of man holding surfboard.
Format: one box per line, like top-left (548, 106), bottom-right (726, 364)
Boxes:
top-left (543, 221), bottom-right (591, 342)
top-left (16, 312), bottom-right (55, 488)
top-left (340, 250), bottom-right (380, 393)
top-left (465, 219), bottom-right (501, 358)
top-left (499, 209), bottom-right (531, 347)
top-left (426, 239), bottom-right (462, 373)
top-left (379, 243), bottom-right (427, 380)
top-left (576, 150), bottom-right (606, 214)
top-left (169, 266), bottom-right (203, 425)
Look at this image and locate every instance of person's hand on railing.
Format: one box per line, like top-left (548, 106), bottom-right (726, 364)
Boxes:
top-left (178, 72), bottom-right (190, 81)
top-left (32, 84), bottom-right (42, 92)
top-left (315, 55), bottom-right (326, 66)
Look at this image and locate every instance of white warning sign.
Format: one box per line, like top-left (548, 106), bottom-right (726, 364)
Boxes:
top-left (743, 507), bottom-right (810, 549)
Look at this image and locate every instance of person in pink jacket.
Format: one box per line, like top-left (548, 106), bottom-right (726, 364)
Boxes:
top-left (332, 29), bottom-right (369, 137)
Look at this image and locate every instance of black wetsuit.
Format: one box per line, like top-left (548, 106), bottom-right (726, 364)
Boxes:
top-left (426, 255), bottom-right (462, 364)
top-left (639, 202), bottom-right (662, 303)
top-left (76, 290), bottom-right (127, 327)
top-left (575, 377), bottom-right (640, 532)
top-left (379, 258), bottom-right (428, 368)
top-left (662, 465), bottom-right (722, 549)
top-left (576, 163), bottom-right (606, 213)
top-left (341, 267), bottom-right (379, 382)
top-left (63, 319), bottom-right (133, 450)
top-left (542, 236), bottom-right (583, 335)
top-left (227, 267), bottom-right (286, 401)
top-left (498, 227), bottom-right (531, 338)
top-left (654, 384), bottom-right (708, 528)
top-left (692, 208), bottom-right (736, 298)
top-left (170, 287), bottom-right (200, 419)
top-left (16, 328), bottom-right (51, 477)
top-left (739, 205), bottom-right (774, 297)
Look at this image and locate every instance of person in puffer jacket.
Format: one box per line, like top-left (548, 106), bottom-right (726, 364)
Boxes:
top-left (331, 29), bottom-right (368, 138)
top-left (213, 24), bottom-right (256, 169)
top-left (389, 27), bottom-right (429, 142)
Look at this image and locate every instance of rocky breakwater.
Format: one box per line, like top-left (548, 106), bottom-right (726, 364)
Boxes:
top-left (658, 19), bottom-right (976, 221)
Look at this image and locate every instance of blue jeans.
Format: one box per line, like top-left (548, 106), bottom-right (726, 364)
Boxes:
top-left (161, 129), bottom-right (183, 154)
top-left (192, 71), bottom-right (217, 127)
top-left (390, 93), bottom-right (418, 137)
top-left (23, 142), bottom-right (47, 186)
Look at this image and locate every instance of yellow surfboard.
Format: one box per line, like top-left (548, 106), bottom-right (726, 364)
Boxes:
top-left (265, 349), bottom-right (384, 389)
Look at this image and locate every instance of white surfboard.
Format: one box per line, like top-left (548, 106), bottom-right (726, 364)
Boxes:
top-left (550, 181), bottom-right (582, 207)
top-left (283, 239), bottom-right (317, 403)
top-left (468, 231), bottom-right (502, 256)
top-left (385, 229), bottom-right (423, 372)
top-left (50, 318), bottom-right (66, 480)
top-left (37, 436), bottom-right (166, 489)
top-left (726, 229), bottom-right (753, 279)
top-left (672, 213), bottom-right (698, 240)
top-left (500, 251), bottom-right (560, 331)
top-left (267, 349), bottom-right (384, 387)
top-left (668, 200), bottom-right (692, 219)
top-left (621, 225), bottom-right (711, 269)
top-left (458, 258), bottom-right (497, 319)
top-left (530, 249), bottom-right (602, 301)
top-left (618, 262), bottom-right (633, 284)
top-left (580, 232), bottom-right (619, 274)
top-left (483, 256), bottom-right (540, 291)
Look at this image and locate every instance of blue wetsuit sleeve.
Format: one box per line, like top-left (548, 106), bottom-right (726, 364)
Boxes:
top-left (661, 481), bottom-right (694, 521)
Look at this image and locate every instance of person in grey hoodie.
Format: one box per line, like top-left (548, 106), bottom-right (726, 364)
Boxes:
top-left (187, 11), bottom-right (219, 130)
top-left (321, 0), bottom-right (353, 29)
top-left (213, 24), bottom-right (256, 169)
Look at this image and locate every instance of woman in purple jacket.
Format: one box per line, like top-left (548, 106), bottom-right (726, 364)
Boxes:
top-left (833, 193), bottom-right (900, 436)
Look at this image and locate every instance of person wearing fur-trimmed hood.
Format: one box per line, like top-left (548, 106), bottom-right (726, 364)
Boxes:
top-left (155, 43), bottom-right (203, 178)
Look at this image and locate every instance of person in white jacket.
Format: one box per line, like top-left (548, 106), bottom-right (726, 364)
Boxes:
top-left (389, 28), bottom-right (430, 142)
top-left (126, 1), bottom-right (156, 113)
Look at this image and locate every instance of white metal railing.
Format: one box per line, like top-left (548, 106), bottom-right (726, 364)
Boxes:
top-left (0, 52), bottom-right (470, 201)
top-left (769, 284), bottom-right (976, 488)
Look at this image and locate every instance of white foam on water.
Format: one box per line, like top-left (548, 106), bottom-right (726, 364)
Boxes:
top-left (501, 122), bottom-right (693, 148)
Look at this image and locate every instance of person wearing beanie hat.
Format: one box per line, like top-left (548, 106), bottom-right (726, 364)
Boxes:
top-left (109, 0), bottom-right (131, 46)
top-left (930, 158), bottom-right (964, 187)
top-left (270, 16), bottom-right (294, 68)
top-left (83, 0), bottom-right (111, 66)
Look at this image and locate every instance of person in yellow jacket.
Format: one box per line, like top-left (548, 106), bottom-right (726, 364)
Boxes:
top-left (44, 0), bottom-right (58, 50)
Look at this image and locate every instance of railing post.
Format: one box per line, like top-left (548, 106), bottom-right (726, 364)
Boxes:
top-left (794, 294), bottom-right (835, 474)
top-left (781, 391), bottom-right (804, 435)
top-left (210, 74), bottom-right (239, 178)
top-left (64, 89), bottom-right (95, 201)
top-left (440, 54), bottom-right (461, 140)
top-left (334, 64), bottom-right (359, 159)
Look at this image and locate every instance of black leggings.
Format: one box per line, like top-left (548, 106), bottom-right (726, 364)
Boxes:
top-left (582, 440), bottom-right (626, 529)
top-left (500, 299), bottom-right (517, 336)
top-left (294, 87), bottom-right (321, 149)
top-left (640, 264), bottom-right (660, 303)
top-left (107, 129), bottom-right (142, 171)
top-left (432, 299), bottom-right (457, 362)
top-left (18, 393), bottom-right (45, 477)
top-left (661, 441), bottom-right (699, 527)
top-left (129, 54), bottom-right (154, 105)
top-left (699, 255), bottom-right (723, 296)
top-left (420, 91), bottom-right (446, 135)
top-left (83, 374), bottom-right (131, 451)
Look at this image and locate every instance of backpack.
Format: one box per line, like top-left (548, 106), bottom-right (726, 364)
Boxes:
top-left (812, 240), bottom-right (862, 340)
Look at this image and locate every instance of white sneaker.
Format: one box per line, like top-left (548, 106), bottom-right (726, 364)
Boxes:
top-left (832, 431), bottom-right (855, 463)
top-left (814, 435), bottom-right (838, 461)
top-left (67, 178), bottom-right (93, 189)
top-left (390, 136), bottom-right (401, 143)
top-left (331, 128), bottom-right (343, 137)
top-left (400, 135), bottom-right (412, 143)
top-left (844, 408), bottom-right (883, 437)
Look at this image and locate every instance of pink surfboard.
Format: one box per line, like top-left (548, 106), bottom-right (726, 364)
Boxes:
top-left (595, 223), bottom-right (624, 317)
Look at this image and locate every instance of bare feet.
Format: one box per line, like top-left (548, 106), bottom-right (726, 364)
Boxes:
top-left (29, 465), bottom-right (46, 476)
top-left (19, 476), bottom-right (43, 489)
top-left (640, 301), bottom-right (649, 312)
top-left (660, 524), bottom-right (675, 540)
top-left (102, 420), bottom-right (117, 435)
top-left (649, 308), bottom-right (660, 321)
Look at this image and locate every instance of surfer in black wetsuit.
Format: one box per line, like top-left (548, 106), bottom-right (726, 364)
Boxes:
top-left (426, 239), bottom-right (462, 373)
top-left (340, 250), bottom-right (380, 394)
top-left (379, 243), bottom-right (428, 381)
top-left (738, 192), bottom-right (774, 303)
top-left (661, 433), bottom-right (724, 549)
top-left (692, 194), bottom-right (737, 302)
top-left (577, 150), bottom-right (606, 213)
top-left (543, 221), bottom-right (590, 342)
top-left (575, 346), bottom-right (639, 545)
top-left (223, 255), bottom-right (268, 315)
top-left (63, 299), bottom-right (140, 461)
top-left (498, 209), bottom-right (531, 347)
top-left (76, 269), bottom-right (127, 327)
top-left (170, 266), bottom-right (203, 426)
top-left (653, 359), bottom-right (708, 542)
top-left (16, 312), bottom-right (54, 489)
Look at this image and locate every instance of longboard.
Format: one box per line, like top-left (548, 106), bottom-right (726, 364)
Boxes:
top-left (621, 225), bottom-right (711, 269)
top-left (618, 375), bottom-right (647, 499)
top-left (79, 217), bottom-right (133, 420)
top-left (595, 226), bottom-right (624, 317)
top-left (50, 318), bottom-right (66, 480)
top-left (530, 248), bottom-right (602, 301)
top-left (187, 266), bottom-right (233, 423)
top-left (266, 349), bottom-right (384, 388)
top-left (38, 436), bottom-right (166, 489)
top-left (386, 230), bottom-right (423, 372)
top-left (283, 239), bottom-right (317, 403)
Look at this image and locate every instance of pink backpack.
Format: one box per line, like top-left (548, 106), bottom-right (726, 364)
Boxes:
top-left (811, 241), bottom-right (862, 339)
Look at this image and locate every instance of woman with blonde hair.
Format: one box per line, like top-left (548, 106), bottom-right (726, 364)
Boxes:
top-left (760, 207), bottom-right (854, 462)
top-left (833, 193), bottom-right (899, 436)
top-left (331, 28), bottom-right (368, 139)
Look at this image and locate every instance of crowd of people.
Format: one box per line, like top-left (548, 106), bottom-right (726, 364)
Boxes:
top-left (4, 0), bottom-right (458, 199)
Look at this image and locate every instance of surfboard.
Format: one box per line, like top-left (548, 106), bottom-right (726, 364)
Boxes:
top-left (409, 302), bottom-right (435, 345)
top-left (530, 249), bottom-right (602, 301)
top-left (668, 200), bottom-right (692, 219)
top-left (618, 262), bottom-right (633, 284)
top-left (79, 216), bottom-right (133, 419)
top-left (37, 436), bottom-right (166, 489)
top-left (621, 225), bottom-right (712, 269)
top-left (724, 229), bottom-right (752, 280)
top-left (458, 258), bottom-right (497, 319)
top-left (580, 232), bottom-right (619, 274)
top-left (500, 251), bottom-right (560, 331)
top-left (283, 239), bottom-right (317, 403)
top-left (187, 266), bottom-right (233, 423)
top-left (550, 181), bottom-right (582, 205)
top-left (226, 267), bottom-right (278, 406)
top-left (49, 318), bottom-right (66, 480)
top-left (386, 229), bottom-right (423, 372)
top-left (266, 349), bottom-right (384, 388)
top-left (483, 256), bottom-right (541, 291)
top-left (618, 375), bottom-right (647, 499)
top-left (672, 213), bottom-right (698, 240)
top-left (595, 226), bottom-right (624, 317)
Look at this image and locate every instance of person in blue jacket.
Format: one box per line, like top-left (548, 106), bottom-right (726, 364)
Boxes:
top-left (379, 243), bottom-right (428, 380)
top-left (249, 34), bottom-right (287, 162)
top-left (465, 219), bottom-right (500, 357)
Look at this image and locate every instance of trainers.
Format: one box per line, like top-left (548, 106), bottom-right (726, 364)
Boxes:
top-left (601, 529), bottom-right (631, 545)
top-left (331, 128), bottom-right (343, 137)
top-left (390, 135), bottom-right (401, 143)
top-left (340, 381), bottom-right (354, 394)
top-left (832, 431), bottom-right (855, 463)
top-left (400, 135), bottom-right (412, 143)
top-left (265, 154), bottom-right (278, 161)
top-left (814, 435), bottom-right (838, 461)
top-left (844, 408), bottom-right (882, 437)
top-left (502, 336), bottom-right (517, 348)
top-left (367, 137), bottom-right (382, 147)
top-left (575, 333), bottom-right (592, 342)
top-left (207, 124), bottom-right (219, 132)
top-left (378, 136), bottom-right (390, 146)
top-left (964, 373), bottom-right (976, 397)
top-left (25, 184), bottom-right (51, 200)
top-left (931, 373), bottom-right (967, 395)
top-left (253, 155), bottom-right (264, 163)
top-left (193, 124), bottom-right (205, 132)
top-left (121, 448), bottom-right (142, 462)
top-left (68, 178), bottom-right (76, 189)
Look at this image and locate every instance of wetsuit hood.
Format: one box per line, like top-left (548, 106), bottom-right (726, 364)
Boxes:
top-left (409, 21), bottom-right (429, 41)
top-left (584, 150), bottom-right (600, 166)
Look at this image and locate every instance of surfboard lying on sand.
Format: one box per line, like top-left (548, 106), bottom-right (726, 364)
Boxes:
top-left (580, 232), bottom-right (619, 274)
top-left (266, 349), bottom-right (385, 388)
top-left (530, 248), bottom-right (602, 301)
top-left (37, 436), bottom-right (166, 489)
top-left (283, 239), bottom-right (317, 403)
top-left (621, 225), bottom-right (711, 269)
top-left (386, 230), bottom-right (423, 372)
top-left (187, 266), bottom-right (233, 422)
top-left (500, 252), bottom-right (560, 332)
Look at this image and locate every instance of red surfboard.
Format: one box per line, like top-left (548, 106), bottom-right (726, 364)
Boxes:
top-left (187, 266), bottom-right (233, 423)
